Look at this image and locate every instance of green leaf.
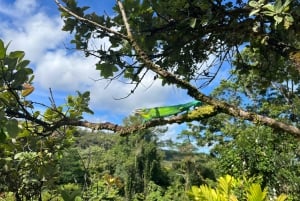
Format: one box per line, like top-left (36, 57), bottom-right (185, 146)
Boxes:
top-left (246, 183), bottom-right (267, 201)
top-left (60, 183), bottom-right (82, 201)
top-left (284, 15), bottom-right (294, 29)
top-left (249, 1), bottom-right (259, 8)
top-left (96, 63), bottom-right (118, 78)
top-left (190, 18), bottom-right (197, 28)
top-left (262, 4), bottom-right (275, 12)
top-left (17, 129), bottom-right (30, 138)
top-left (0, 39), bottom-right (5, 59)
top-left (218, 175), bottom-right (235, 194)
top-left (282, 0), bottom-right (291, 12)
top-left (81, 91), bottom-right (90, 99)
top-left (6, 119), bottom-right (19, 138)
top-left (262, 10), bottom-right (276, 16)
top-left (16, 60), bottom-right (30, 69)
top-left (9, 51), bottom-right (25, 61)
top-left (276, 194), bottom-right (288, 201)
top-left (5, 57), bottom-right (18, 71)
top-left (14, 152), bottom-right (23, 160)
top-left (274, 0), bottom-right (283, 12)
top-left (274, 15), bottom-right (283, 24)
top-left (12, 70), bottom-right (28, 88)
top-left (249, 9), bottom-right (261, 16)
top-left (62, 18), bottom-right (77, 32)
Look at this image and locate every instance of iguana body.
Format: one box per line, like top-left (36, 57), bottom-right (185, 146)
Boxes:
top-left (135, 100), bottom-right (202, 121)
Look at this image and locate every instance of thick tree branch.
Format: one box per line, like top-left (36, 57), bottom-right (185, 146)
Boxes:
top-left (6, 105), bottom-right (219, 136)
top-left (51, 107), bottom-right (220, 136)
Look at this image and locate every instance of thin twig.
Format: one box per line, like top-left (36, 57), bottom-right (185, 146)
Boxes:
top-left (54, 0), bottom-right (128, 40)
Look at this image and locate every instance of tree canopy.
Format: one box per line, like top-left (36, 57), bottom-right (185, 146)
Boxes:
top-left (49, 0), bottom-right (300, 136)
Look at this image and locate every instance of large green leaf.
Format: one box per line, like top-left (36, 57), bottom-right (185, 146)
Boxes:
top-left (9, 51), bottom-right (25, 62)
top-left (16, 60), bottom-right (30, 69)
top-left (246, 183), bottom-right (267, 201)
top-left (6, 119), bottom-right (19, 138)
top-left (276, 194), bottom-right (288, 201)
top-left (0, 39), bottom-right (5, 59)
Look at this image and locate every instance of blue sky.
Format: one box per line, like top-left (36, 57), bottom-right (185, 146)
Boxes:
top-left (0, 0), bottom-right (227, 142)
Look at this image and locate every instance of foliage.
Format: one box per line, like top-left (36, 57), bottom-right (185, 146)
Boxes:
top-left (189, 175), bottom-right (288, 201)
top-left (59, 183), bottom-right (82, 201)
top-left (249, 0), bottom-right (294, 29)
top-left (0, 39), bottom-right (95, 200)
top-left (83, 175), bottom-right (124, 201)
top-left (56, 122), bottom-right (219, 200)
top-left (58, 148), bottom-right (86, 184)
top-left (190, 78), bottom-right (300, 199)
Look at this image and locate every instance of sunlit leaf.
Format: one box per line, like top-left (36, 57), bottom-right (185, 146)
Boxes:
top-left (274, 15), bottom-right (283, 24)
top-left (249, 1), bottom-right (259, 8)
top-left (276, 194), bottom-right (288, 201)
top-left (246, 183), bottom-right (267, 201)
top-left (249, 9), bottom-right (261, 16)
top-left (262, 3), bottom-right (275, 12)
top-left (190, 18), bottom-right (197, 28)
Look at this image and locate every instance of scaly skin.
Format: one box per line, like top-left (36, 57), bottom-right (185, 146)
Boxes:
top-left (135, 100), bottom-right (202, 121)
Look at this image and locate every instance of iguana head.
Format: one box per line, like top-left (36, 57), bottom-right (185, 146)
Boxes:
top-left (134, 108), bottom-right (152, 121)
top-left (192, 100), bottom-right (202, 107)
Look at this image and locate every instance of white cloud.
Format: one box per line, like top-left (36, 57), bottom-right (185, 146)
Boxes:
top-left (2, 12), bottom-right (67, 62)
top-left (14, 0), bottom-right (37, 15)
top-left (0, 0), bottom-right (37, 16)
top-left (35, 50), bottom-right (96, 91)
top-left (89, 71), bottom-right (187, 116)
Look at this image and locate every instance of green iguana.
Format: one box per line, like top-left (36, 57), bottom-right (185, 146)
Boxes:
top-left (135, 100), bottom-right (202, 121)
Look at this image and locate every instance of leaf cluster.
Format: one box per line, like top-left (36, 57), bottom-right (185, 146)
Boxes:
top-left (190, 175), bottom-right (288, 201)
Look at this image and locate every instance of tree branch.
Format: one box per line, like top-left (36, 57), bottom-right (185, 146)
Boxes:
top-left (46, 107), bottom-right (221, 136)
top-left (116, 1), bottom-right (300, 137)
top-left (54, 0), bottom-right (128, 40)
top-left (6, 104), bottom-right (220, 136)
top-left (53, 0), bottom-right (300, 137)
